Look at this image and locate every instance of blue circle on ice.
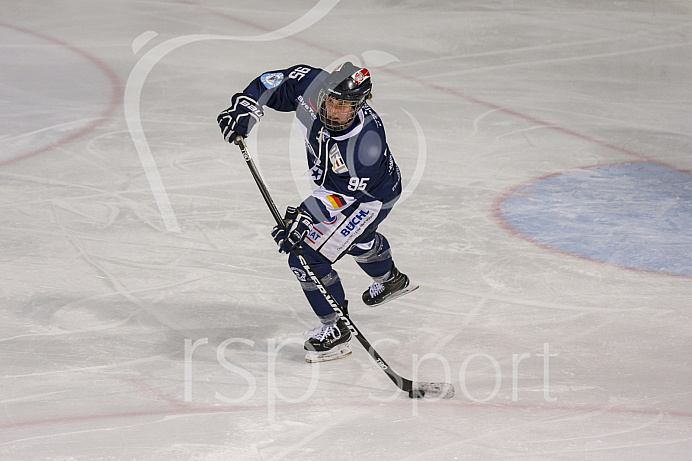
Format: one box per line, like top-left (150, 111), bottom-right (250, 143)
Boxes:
top-left (500, 162), bottom-right (692, 277)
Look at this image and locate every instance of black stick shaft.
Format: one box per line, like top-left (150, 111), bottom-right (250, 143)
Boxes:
top-left (236, 138), bottom-right (283, 226)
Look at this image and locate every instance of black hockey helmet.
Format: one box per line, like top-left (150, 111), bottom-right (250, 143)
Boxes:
top-left (318, 62), bottom-right (372, 131)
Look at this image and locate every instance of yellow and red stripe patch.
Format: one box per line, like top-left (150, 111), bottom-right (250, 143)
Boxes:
top-left (326, 194), bottom-right (346, 209)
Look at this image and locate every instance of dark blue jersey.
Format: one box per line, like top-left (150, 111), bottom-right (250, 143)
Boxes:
top-left (241, 64), bottom-right (402, 221)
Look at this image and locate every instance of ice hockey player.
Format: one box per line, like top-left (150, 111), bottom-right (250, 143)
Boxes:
top-left (218, 62), bottom-right (416, 362)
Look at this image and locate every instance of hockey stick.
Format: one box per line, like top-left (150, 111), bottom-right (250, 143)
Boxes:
top-left (235, 137), bottom-right (454, 399)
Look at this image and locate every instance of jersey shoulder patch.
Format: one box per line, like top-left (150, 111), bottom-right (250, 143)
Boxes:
top-left (260, 72), bottom-right (284, 89)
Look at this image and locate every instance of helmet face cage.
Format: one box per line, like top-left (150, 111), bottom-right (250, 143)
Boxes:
top-left (317, 88), bottom-right (367, 132)
top-left (318, 63), bottom-right (372, 132)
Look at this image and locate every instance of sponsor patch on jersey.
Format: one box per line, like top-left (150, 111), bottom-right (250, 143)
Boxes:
top-left (297, 95), bottom-right (317, 121)
top-left (329, 144), bottom-right (348, 174)
top-left (260, 72), bottom-right (284, 89)
top-left (305, 226), bottom-right (324, 245)
top-left (326, 194), bottom-right (346, 209)
top-left (304, 201), bottom-right (383, 263)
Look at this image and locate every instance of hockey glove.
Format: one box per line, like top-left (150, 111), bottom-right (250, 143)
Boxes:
top-left (271, 206), bottom-right (314, 254)
top-left (217, 93), bottom-right (264, 143)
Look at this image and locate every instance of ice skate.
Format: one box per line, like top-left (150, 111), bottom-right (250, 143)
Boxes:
top-left (304, 317), bottom-right (352, 363)
top-left (362, 265), bottom-right (418, 307)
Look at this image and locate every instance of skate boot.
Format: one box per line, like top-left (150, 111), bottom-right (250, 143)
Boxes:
top-left (304, 315), bottom-right (352, 363)
top-left (362, 265), bottom-right (418, 307)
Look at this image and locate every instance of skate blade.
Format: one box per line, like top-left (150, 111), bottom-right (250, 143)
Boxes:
top-left (367, 284), bottom-right (419, 307)
top-left (305, 343), bottom-right (352, 363)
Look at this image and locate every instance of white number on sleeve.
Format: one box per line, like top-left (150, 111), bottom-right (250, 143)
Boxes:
top-left (288, 67), bottom-right (311, 81)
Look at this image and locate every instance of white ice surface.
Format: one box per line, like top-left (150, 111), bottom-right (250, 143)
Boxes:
top-left (1, 1), bottom-right (691, 460)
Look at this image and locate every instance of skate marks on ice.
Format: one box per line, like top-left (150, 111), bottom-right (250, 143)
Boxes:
top-left (0, 23), bottom-right (119, 166)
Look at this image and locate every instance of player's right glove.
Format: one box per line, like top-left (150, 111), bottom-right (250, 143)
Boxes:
top-left (217, 93), bottom-right (264, 143)
top-left (271, 207), bottom-right (314, 254)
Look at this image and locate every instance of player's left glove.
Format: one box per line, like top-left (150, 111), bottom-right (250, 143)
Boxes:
top-left (271, 206), bottom-right (314, 254)
top-left (217, 93), bottom-right (264, 143)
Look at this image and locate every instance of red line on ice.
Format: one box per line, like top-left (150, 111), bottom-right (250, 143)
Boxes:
top-left (0, 23), bottom-right (122, 167)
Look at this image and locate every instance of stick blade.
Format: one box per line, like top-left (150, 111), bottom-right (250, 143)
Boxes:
top-left (409, 382), bottom-right (455, 399)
